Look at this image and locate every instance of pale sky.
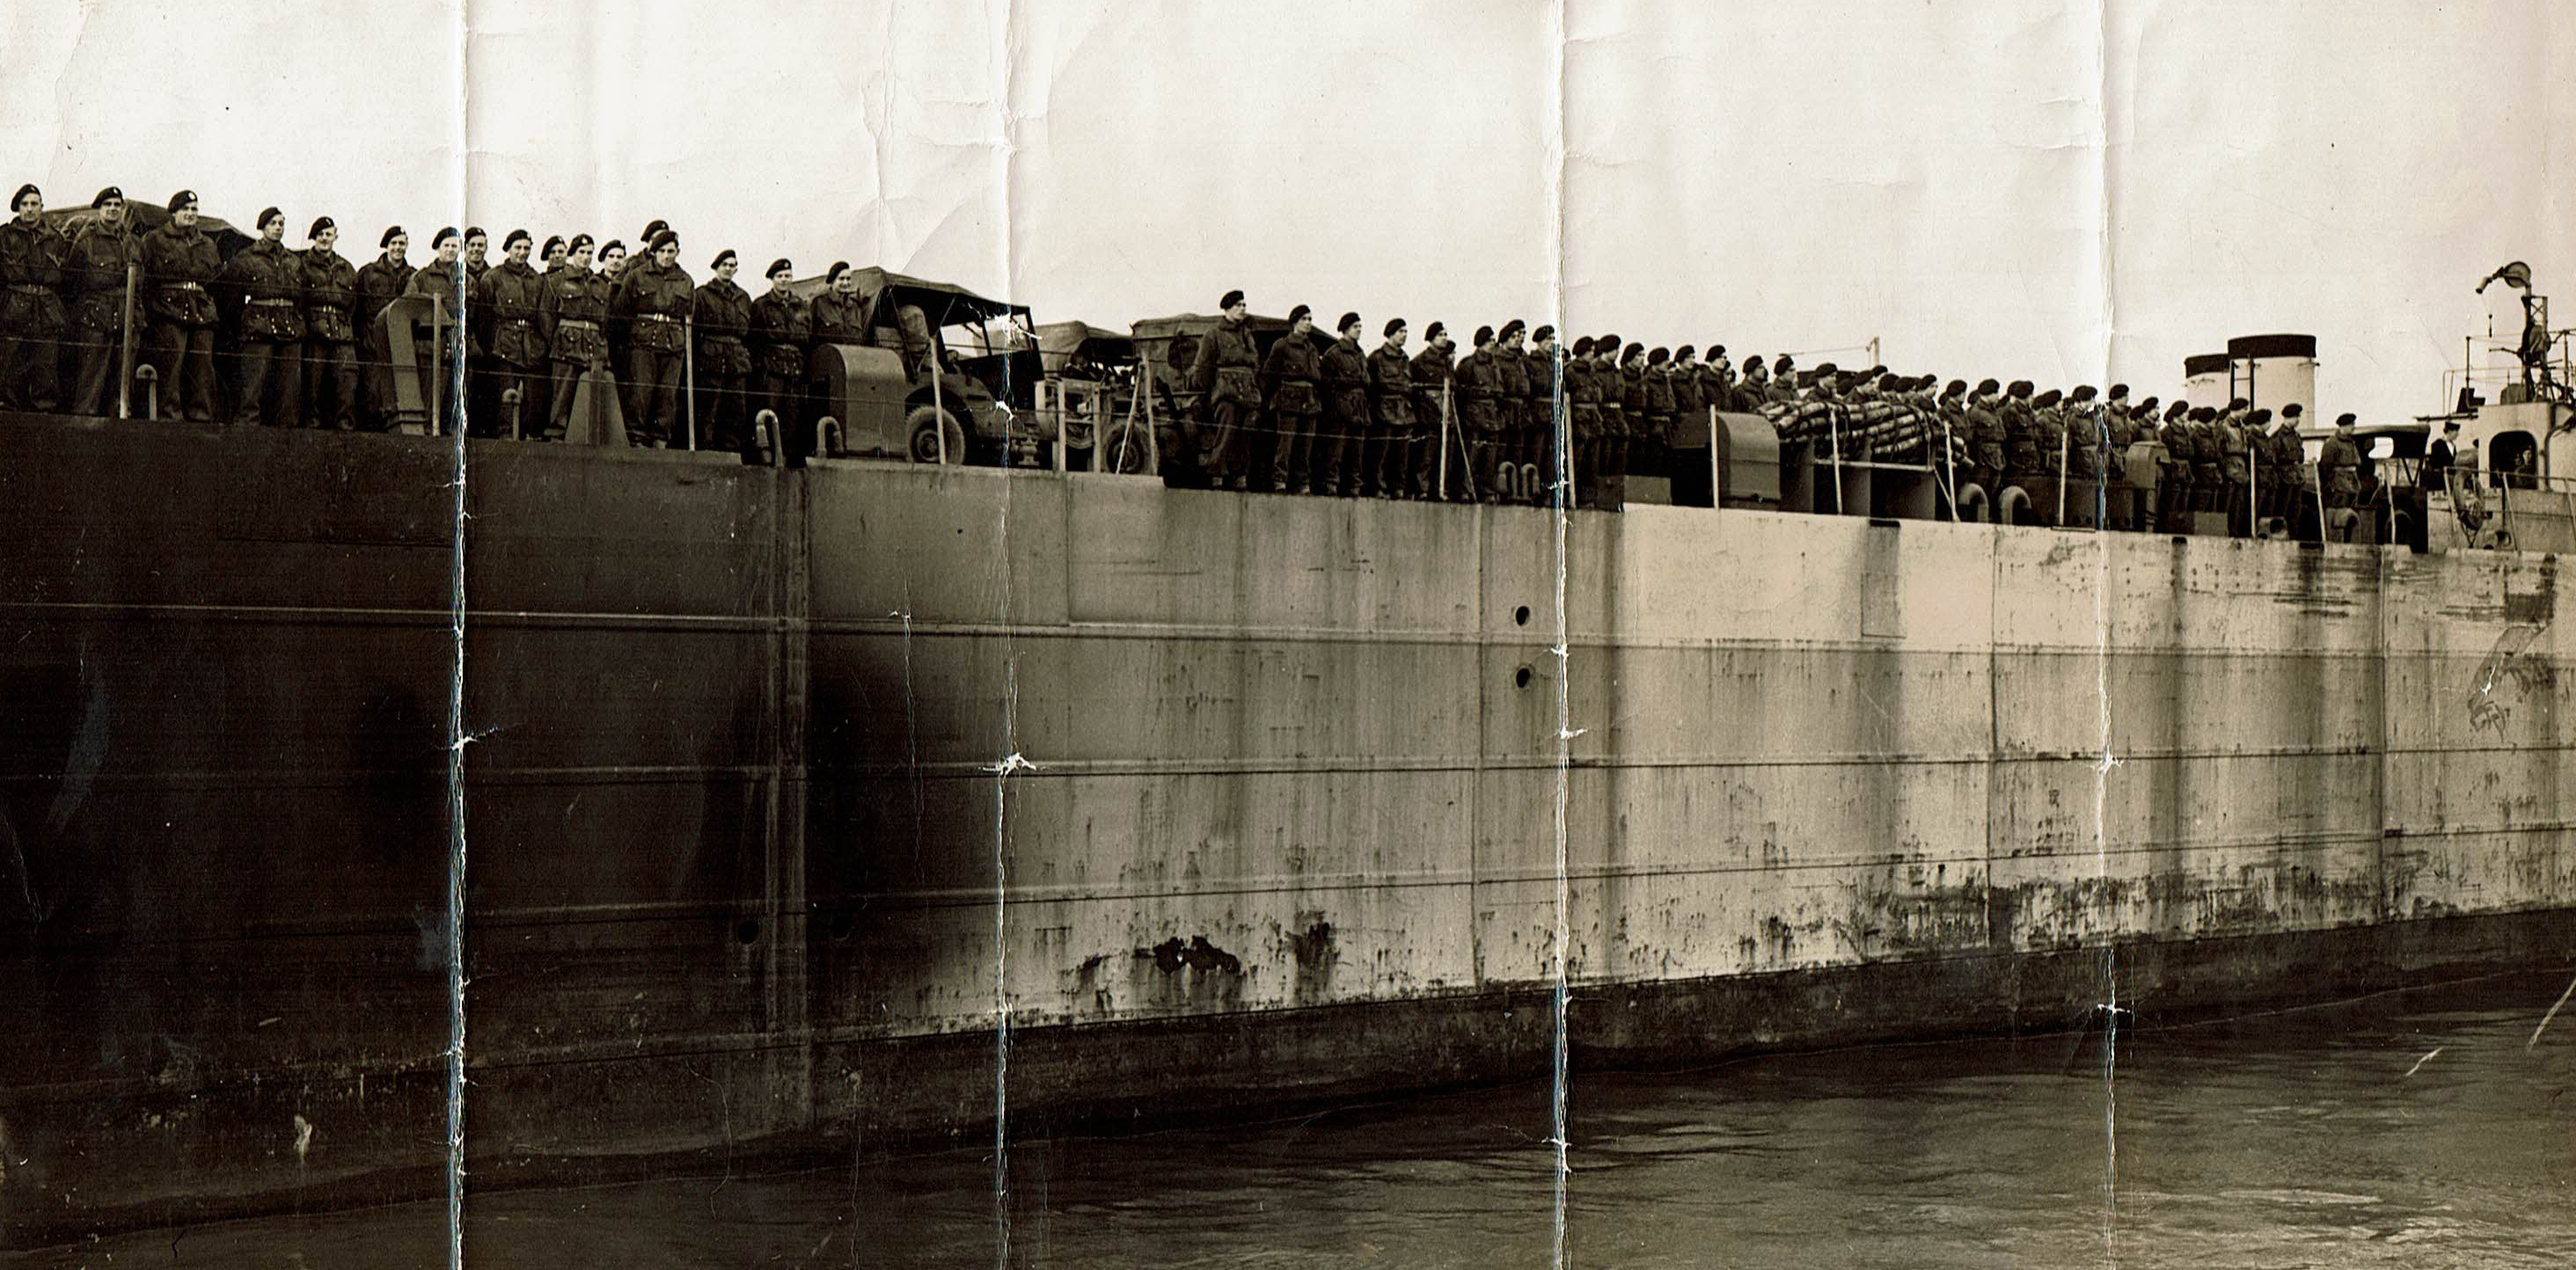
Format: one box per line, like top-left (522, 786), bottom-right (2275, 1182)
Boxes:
top-left (4, 0), bottom-right (2567, 420)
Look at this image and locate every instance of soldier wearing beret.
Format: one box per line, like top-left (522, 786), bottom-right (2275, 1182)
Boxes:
top-left (612, 227), bottom-right (692, 448)
top-left (1527, 326), bottom-right (1562, 502)
top-left (1670, 342), bottom-right (1705, 442)
top-left (1489, 320), bottom-right (1531, 500)
top-left (299, 217), bottom-right (362, 429)
top-left (63, 187), bottom-right (140, 417)
top-left (461, 227), bottom-right (490, 284)
top-left (0, 182), bottom-right (65, 411)
top-left (1318, 311), bottom-right (1371, 496)
top-left (1409, 322), bottom-right (1456, 500)
top-left (1190, 289), bottom-right (1261, 489)
top-left (809, 260), bottom-right (865, 345)
top-left (540, 237), bottom-right (567, 274)
top-left (693, 249), bottom-right (754, 456)
top-left (1260, 303), bottom-right (1325, 493)
top-left (748, 257), bottom-right (812, 459)
top-left (1367, 318), bottom-right (1416, 499)
top-left (1644, 347), bottom-right (1678, 481)
top-left (1566, 336), bottom-right (1603, 507)
top-left (223, 205), bottom-right (309, 427)
top-left (1451, 325), bottom-right (1503, 500)
top-left (538, 234), bottom-right (610, 442)
top-left (405, 227), bottom-right (478, 433)
top-left (355, 227), bottom-right (413, 429)
top-left (472, 229), bottom-right (547, 437)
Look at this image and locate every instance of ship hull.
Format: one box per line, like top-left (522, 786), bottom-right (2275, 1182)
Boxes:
top-left (4, 416), bottom-right (2572, 1245)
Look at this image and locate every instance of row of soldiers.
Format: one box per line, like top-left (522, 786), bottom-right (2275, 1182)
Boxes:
top-left (1178, 292), bottom-right (1806, 507)
top-left (1170, 290), bottom-right (2375, 523)
top-left (0, 184), bottom-right (870, 453)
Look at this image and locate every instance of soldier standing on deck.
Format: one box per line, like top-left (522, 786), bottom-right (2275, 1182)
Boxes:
top-left (1367, 318), bottom-right (1415, 498)
top-left (1529, 326), bottom-right (1562, 500)
top-left (1262, 304), bottom-right (1325, 493)
top-left (1319, 311), bottom-right (1370, 496)
top-left (749, 258), bottom-right (811, 458)
top-left (475, 230), bottom-right (547, 438)
top-left (540, 237), bottom-right (567, 276)
top-left (1490, 321), bottom-right (1531, 500)
top-left (538, 235), bottom-right (607, 442)
top-left (1567, 337), bottom-right (1603, 507)
top-left (1963, 379), bottom-right (2004, 501)
top-left (809, 260), bottom-right (865, 345)
top-left (354, 227), bottom-right (412, 431)
top-left (613, 228), bottom-right (692, 449)
top-left (1644, 347), bottom-right (1678, 481)
top-left (299, 218), bottom-right (361, 430)
top-left (1618, 344), bottom-right (1648, 481)
top-left (1592, 337), bottom-right (1625, 505)
top-left (693, 249), bottom-right (754, 456)
top-left (1453, 325), bottom-right (1502, 500)
top-left (1409, 321), bottom-right (1456, 500)
top-left (404, 227), bottom-right (476, 432)
top-left (224, 207), bottom-right (306, 427)
top-left (0, 183), bottom-right (65, 412)
top-left (1190, 289), bottom-right (1260, 491)
top-left (63, 187), bottom-right (138, 418)
top-left (2318, 413), bottom-right (2364, 513)
top-left (462, 228), bottom-right (490, 284)
top-left (1671, 343), bottom-right (1704, 455)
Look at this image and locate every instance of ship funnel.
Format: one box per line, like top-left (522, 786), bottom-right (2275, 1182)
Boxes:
top-left (2183, 354), bottom-right (2230, 409)
top-left (2225, 333), bottom-right (2317, 426)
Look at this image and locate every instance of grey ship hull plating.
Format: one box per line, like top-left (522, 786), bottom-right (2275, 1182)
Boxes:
top-left (3, 413), bottom-right (2572, 1244)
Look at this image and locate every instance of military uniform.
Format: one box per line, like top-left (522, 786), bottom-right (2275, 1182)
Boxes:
top-left (355, 244), bottom-right (413, 430)
top-left (406, 251), bottom-right (478, 433)
top-left (539, 262), bottom-right (611, 442)
top-left (1643, 351), bottom-right (1676, 482)
top-left (475, 257), bottom-right (548, 438)
top-left (1261, 322), bottom-right (1325, 493)
top-left (1489, 335), bottom-right (1531, 500)
top-left (1566, 344), bottom-right (1603, 507)
top-left (0, 211), bottom-right (66, 412)
top-left (1409, 340), bottom-right (1454, 499)
top-left (1964, 390), bottom-right (2005, 500)
top-left (1367, 332), bottom-right (1416, 498)
top-left (141, 209), bottom-right (223, 421)
top-left (62, 210), bottom-right (138, 417)
top-left (1525, 339), bottom-right (1559, 500)
top-left (613, 250), bottom-right (694, 447)
top-left (300, 238), bottom-right (362, 429)
top-left (1453, 340), bottom-right (1503, 500)
top-left (1318, 329), bottom-right (1370, 495)
top-left (1189, 313), bottom-right (1262, 489)
top-left (693, 269), bottom-right (754, 454)
top-left (2317, 430), bottom-right (2362, 510)
top-left (748, 273), bottom-right (812, 457)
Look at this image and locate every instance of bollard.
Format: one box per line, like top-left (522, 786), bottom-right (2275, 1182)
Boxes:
top-left (753, 408), bottom-right (779, 466)
top-left (817, 415), bottom-right (841, 459)
top-left (134, 363), bottom-right (159, 422)
top-left (503, 386), bottom-right (522, 442)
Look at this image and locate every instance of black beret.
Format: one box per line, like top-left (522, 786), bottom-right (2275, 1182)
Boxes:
top-left (767, 258), bottom-right (793, 278)
top-left (1674, 344), bottom-right (1694, 360)
top-left (307, 216), bottom-right (334, 239)
top-left (11, 183), bottom-right (38, 208)
top-left (711, 249), bottom-right (737, 270)
top-left (2109, 383), bottom-right (2129, 398)
top-left (1975, 377), bottom-right (1999, 394)
top-left (464, 226), bottom-right (487, 243)
top-left (1774, 354), bottom-right (1794, 369)
top-left (569, 234), bottom-right (594, 253)
top-left (1815, 361), bottom-right (1838, 376)
top-left (1622, 342), bottom-right (1643, 360)
top-left (2034, 389), bottom-right (2062, 406)
top-left (540, 235), bottom-right (565, 256)
top-left (1287, 303), bottom-right (1312, 324)
top-left (503, 229), bottom-right (531, 250)
top-left (2136, 396), bottom-right (2159, 410)
top-left (600, 238), bottom-right (626, 257)
top-left (1336, 310), bottom-right (1360, 333)
top-left (1571, 336), bottom-right (1593, 354)
top-left (2249, 408), bottom-right (2272, 423)
top-left (1648, 347), bottom-right (1669, 364)
top-left (1600, 332), bottom-right (1620, 349)
top-left (1424, 321), bottom-right (1445, 340)
top-left (1384, 318), bottom-right (1406, 337)
top-left (1473, 325), bottom-right (1495, 345)
top-left (1498, 318), bottom-right (1526, 339)
top-left (2167, 400), bottom-right (2191, 417)
top-left (1712, 345), bottom-right (1726, 357)
top-left (2281, 403), bottom-right (2303, 416)
top-left (826, 260), bottom-right (849, 283)
top-left (1533, 325), bottom-right (1555, 343)
top-left (167, 189), bottom-right (197, 212)
top-left (380, 224), bottom-right (406, 248)
top-left (2337, 412), bottom-right (2357, 427)
top-left (2070, 385), bottom-right (2097, 401)
top-left (642, 219), bottom-right (670, 241)
top-left (1219, 288), bottom-right (1245, 310)
top-left (257, 206), bottom-right (283, 230)
top-left (2228, 397), bottom-right (2249, 409)
top-left (648, 229), bottom-right (677, 252)
top-left (432, 226), bottom-right (459, 248)
top-left (2192, 407), bottom-right (2214, 420)
top-left (90, 186), bottom-right (121, 208)
top-left (1943, 379), bottom-right (1967, 397)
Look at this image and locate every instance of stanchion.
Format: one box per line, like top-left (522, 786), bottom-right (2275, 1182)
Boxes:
top-left (2056, 417), bottom-right (2068, 528)
top-left (429, 296), bottom-right (444, 437)
top-left (134, 362), bottom-right (157, 421)
top-left (117, 263), bottom-right (137, 420)
top-left (683, 316), bottom-right (697, 451)
top-left (1829, 405), bottom-right (1847, 514)
top-left (1438, 376), bottom-right (1453, 500)
top-left (1942, 419), bottom-right (1958, 521)
top-left (1138, 348), bottom-right (1162, 475)
top-left (1056, 391), bottom-right (1068, 472)
top-left (1708, 404), bottom-right (1721, 508)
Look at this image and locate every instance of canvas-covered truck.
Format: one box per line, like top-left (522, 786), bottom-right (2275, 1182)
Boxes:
top-left (794, 266), bottom-right (1041, 465)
